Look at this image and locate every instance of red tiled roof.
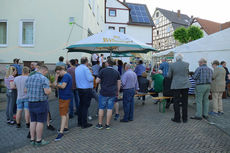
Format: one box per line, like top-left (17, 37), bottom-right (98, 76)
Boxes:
top-left (221, 21), bottom-right (230, 30)
top-left (195, 18), bottom-right (221, 35)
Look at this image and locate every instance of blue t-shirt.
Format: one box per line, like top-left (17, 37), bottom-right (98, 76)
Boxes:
top-left (59, 73), bottom-right (72, 100)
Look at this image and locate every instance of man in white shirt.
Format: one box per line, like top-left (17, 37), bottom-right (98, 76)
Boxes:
top-left (92, 54), bottom-right (99, 66)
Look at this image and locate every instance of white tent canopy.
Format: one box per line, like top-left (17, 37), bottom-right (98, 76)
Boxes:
top-left (155, 28), bottom-right (230, 71)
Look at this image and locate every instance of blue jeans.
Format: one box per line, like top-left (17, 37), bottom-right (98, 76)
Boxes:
top-left (123, 88), bottom-right (135, 121)
top-left (99, 95), bottom-right (116, 110)
top-left (16, 98), bottom-right (29, 110)
top-left (6, 89), bottom-right (17, 120)
top-left (69, 89), bottom-right (79, 116)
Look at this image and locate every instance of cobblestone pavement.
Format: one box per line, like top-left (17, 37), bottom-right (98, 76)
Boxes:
top-left (188, 96), bottom-right (230, 136)
top-left (1, 96), bottom-right (229, 153)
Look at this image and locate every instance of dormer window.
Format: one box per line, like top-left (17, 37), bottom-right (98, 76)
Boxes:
top-left (156, 12), bottom-right (159, 18)
top-left (109, 9), bottom-right (116, 17)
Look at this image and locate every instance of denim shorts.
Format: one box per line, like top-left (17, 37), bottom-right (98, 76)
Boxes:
top-left (99, 95), bottom-right (116, 110)
top-left (16, 99), bottom-right (29, 110)
top-left (29, 101), bottom-right (48, 123)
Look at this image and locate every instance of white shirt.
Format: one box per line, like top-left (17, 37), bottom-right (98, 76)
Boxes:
top-left (99, 57), bottom-right (104, 66)
top-left (92, 54), bottom-right (98, 62)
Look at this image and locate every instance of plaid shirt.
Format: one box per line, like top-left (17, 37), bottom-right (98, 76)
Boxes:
top-left (193, 64), bottom-right (213, 85)
top-left (25, 72), bottom-right (50, 102)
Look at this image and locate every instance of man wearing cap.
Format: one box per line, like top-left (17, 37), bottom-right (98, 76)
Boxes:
top-left (209, 60), bottom-right (226, 116)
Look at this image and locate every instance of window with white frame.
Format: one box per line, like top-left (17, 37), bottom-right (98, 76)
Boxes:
top-left (156, 12), bottom-right (159, 18)
top-left (119, 27), bottom-right (126, 34)
top-left (0, 20), bottom-right (7, 46)
top-left (109, 9), bottom-right (116, 17)
top-left (20, 20), bottom-right (34, 47)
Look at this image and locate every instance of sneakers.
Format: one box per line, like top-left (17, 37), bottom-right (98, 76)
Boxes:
top-left (95, 124), bottom-right (103, 130)
top-left (57, 128), bottom-right (69, 133)
top-left (105, 124), bottom-right (110, 130)
top-left (47, 125), bottom-right (56, 131)
top-left (69, 115), bottom-right (74, 119)
top-left (209, 111), bottom-right (219, 116)
top-left (7, 119), bottom-right (10, 124)
top-left (26, 123), bottom-right (30, 128)
top-left (8, 120), bottom-right (16, 125)
top-left (218, 112), bottom-right (224, 115)
top-left (30, 140), bottom-right (35, 146)
top-left (35, 140), bottom-right (49, 146)
top-left (114, 114), bottom-right (120, 121)
top-left (95, 124), bottom-right (111, 130)
top-left (16, 123), bottom-right (21, 128)
top-left (55, 133), bottom-right (64, 141)
top-left (27, 132), bottom-right (31, 139)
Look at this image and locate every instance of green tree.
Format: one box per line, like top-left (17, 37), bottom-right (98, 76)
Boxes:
top-left (187, 26), bottom-right (204, 41)
top-left (173, 26), bottom-right (204, 44)
top-left (173, 27), bottom-right (189, 44)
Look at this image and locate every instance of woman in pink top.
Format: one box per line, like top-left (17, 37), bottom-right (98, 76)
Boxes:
top-left (4, 66), bottom-right (17, 125)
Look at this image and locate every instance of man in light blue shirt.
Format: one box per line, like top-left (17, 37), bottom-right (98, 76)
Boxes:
top-left (75, 57), bottom-right (94, 129)
top-left (159, 58), bottom-right (169, 78)
top-left (134, 60), bottom-right (146, 77)
top-left (121, 64), bottom-right (139, 122)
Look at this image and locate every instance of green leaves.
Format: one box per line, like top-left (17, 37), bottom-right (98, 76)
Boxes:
top-left (187, 26), bottom-right (204, 41)
top-left (173, 27), bottom-right (189, 43)
top-left (173, 26), bottom-right (204, 44)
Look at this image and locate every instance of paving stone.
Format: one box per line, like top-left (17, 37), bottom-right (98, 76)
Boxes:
top-left (2, 96), bottom-right (228, 153)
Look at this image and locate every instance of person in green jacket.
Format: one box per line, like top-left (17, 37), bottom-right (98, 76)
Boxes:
top-left (151, 70), bottom-right (164, 104)
top-left (152, 70), bottom-right (164, 93)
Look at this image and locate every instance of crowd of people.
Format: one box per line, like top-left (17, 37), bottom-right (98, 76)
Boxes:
top-left (3, 53), bottom-right (230, 146)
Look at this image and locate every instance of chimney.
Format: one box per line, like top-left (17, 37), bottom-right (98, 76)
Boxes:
top-left (177, 10), bottom-right (181, 18)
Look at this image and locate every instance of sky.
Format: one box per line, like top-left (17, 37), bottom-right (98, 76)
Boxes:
top-left (125, 0), bottom-right (230, 23)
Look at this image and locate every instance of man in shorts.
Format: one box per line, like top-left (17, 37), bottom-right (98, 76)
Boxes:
top-left (25, 66), bottom-right (51, 146)
top-left (13, 66), bottom-right (30, 128)
top-left (96, 59), bottom-right (121, 130)
top-left (55, 66), bottom-right (72, 141)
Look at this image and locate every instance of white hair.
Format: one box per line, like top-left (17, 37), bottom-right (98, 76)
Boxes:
top-left (175, 54), bottom-right (183, 61)
top-left (158, 70), bottom-right (163, 74)
top-left (31, 62), bottom-right (37, 66)
top-left (199, 58), bottom-right (207, 64)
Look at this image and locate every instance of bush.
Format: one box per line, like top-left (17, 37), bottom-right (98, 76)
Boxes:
top-left (173, 26), bottom-right (204, 44)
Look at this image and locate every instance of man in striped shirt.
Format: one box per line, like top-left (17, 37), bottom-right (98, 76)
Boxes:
top-left (191, 58), bottom-right (213, 120)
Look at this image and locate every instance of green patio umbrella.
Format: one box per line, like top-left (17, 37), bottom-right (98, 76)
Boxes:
top-left (66, 30), bottom-right (157, 56)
